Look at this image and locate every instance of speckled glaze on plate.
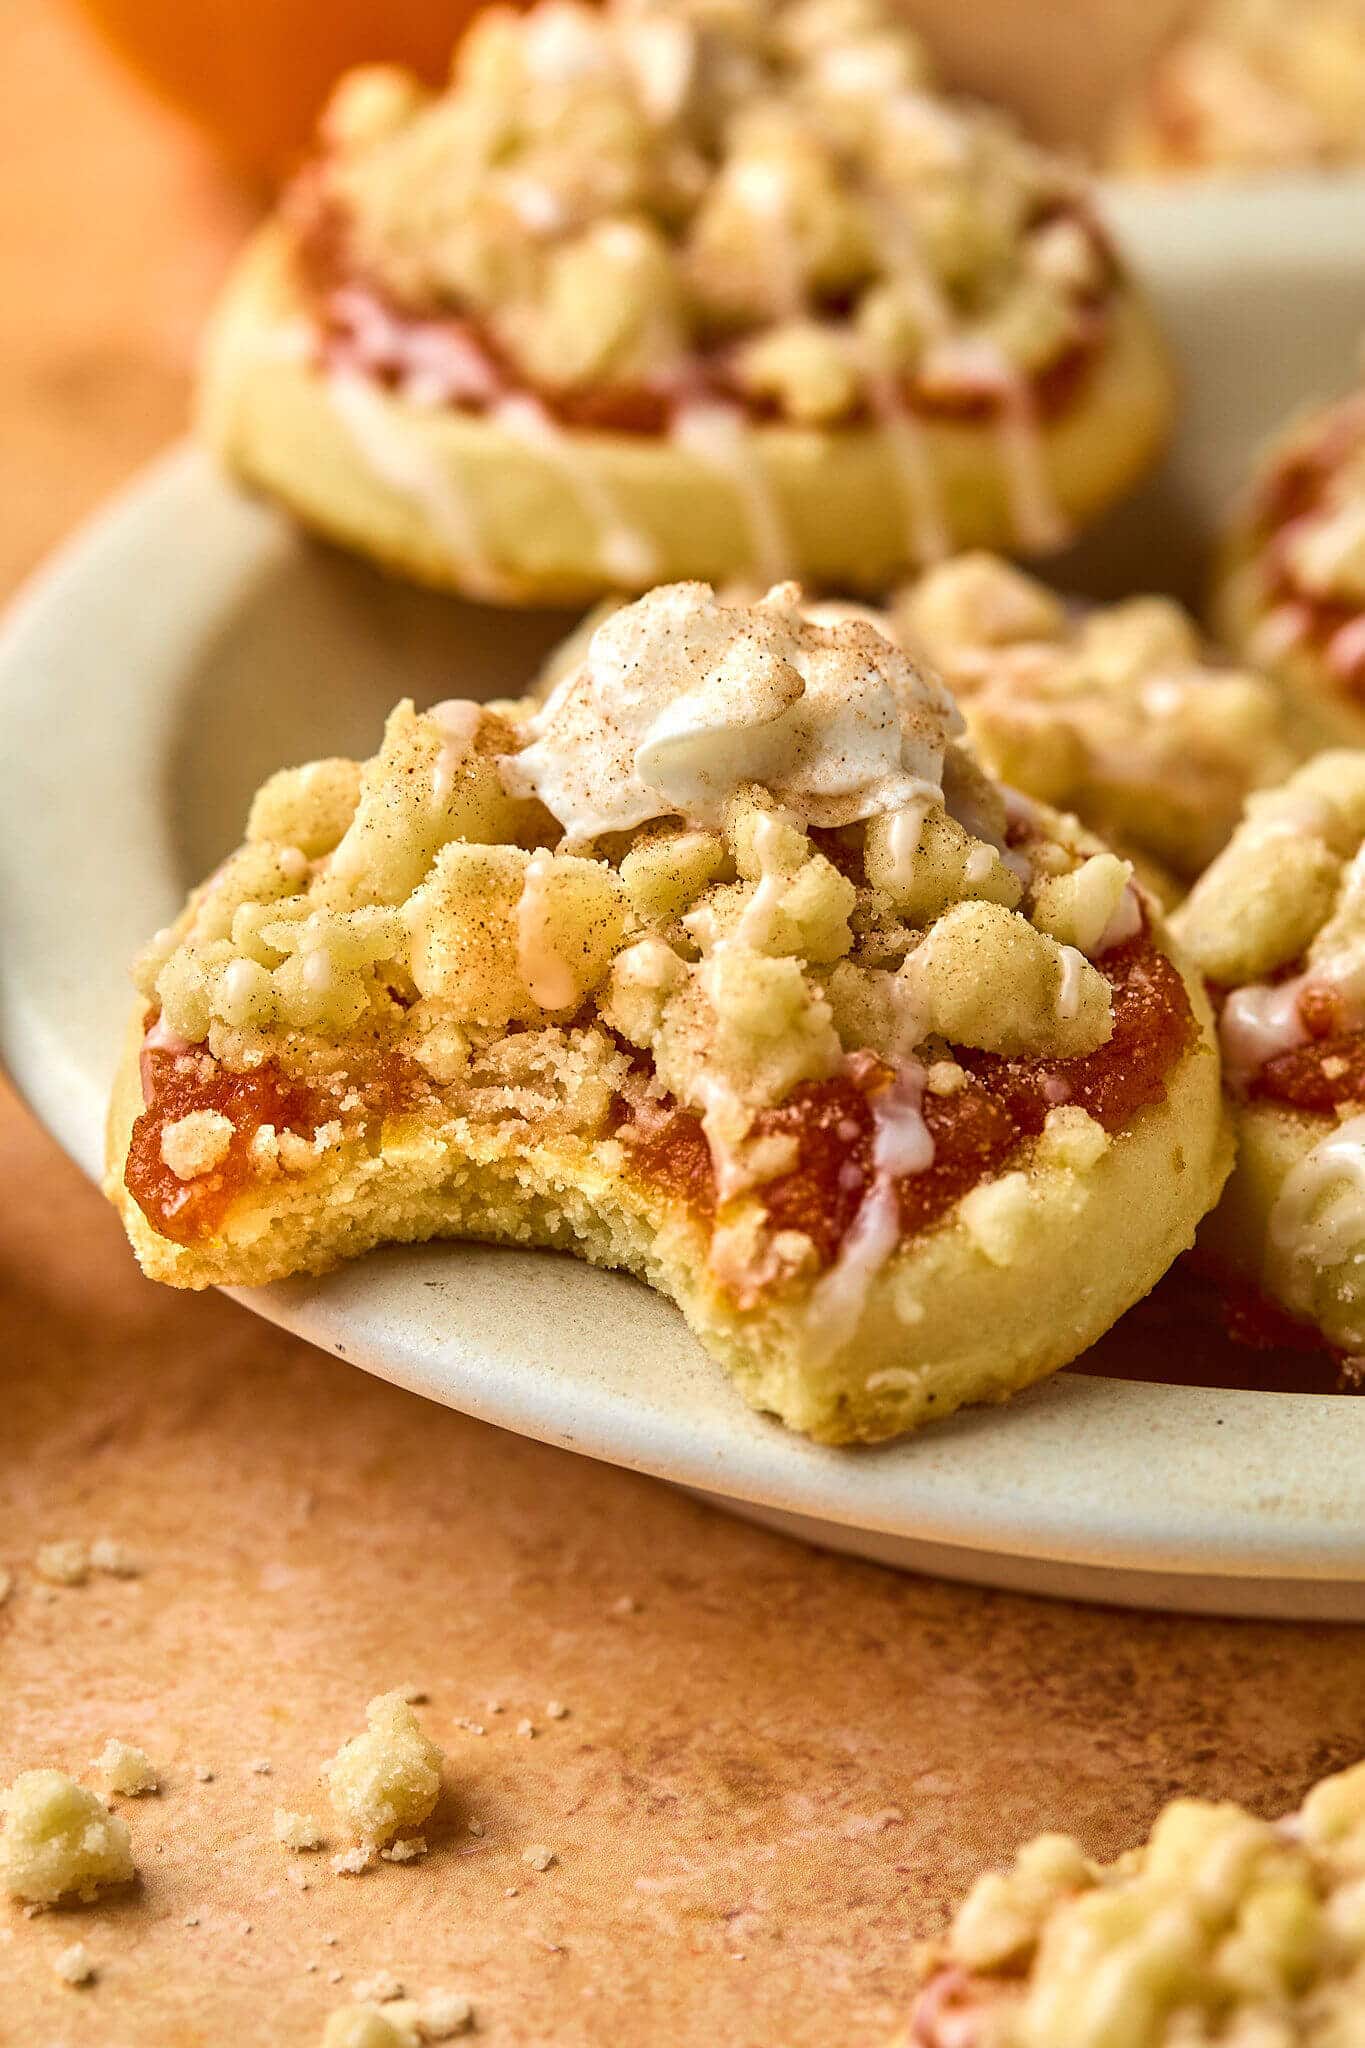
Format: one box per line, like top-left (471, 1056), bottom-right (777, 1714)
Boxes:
top-left (4, 180), bottom-right (1365, 1618)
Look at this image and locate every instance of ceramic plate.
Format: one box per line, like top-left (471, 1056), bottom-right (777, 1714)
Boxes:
top-left (5, 182), bottom-right (1365, 1619)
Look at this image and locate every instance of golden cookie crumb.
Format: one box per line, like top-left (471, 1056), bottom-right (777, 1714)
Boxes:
top-left (322, 1694), bottom-right (443, 1848)
top-left (0, 1771), bottom-right (134, 1905)
top-left (91, 1740), bottom-right (158, 1797)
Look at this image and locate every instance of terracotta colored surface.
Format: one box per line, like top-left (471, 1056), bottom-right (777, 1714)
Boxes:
top-left (2, 4), bottom-right (1362, 2042)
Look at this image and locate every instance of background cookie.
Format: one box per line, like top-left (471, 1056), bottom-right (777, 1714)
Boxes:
top-left (1107, 0), bottom-right (1365, 176)
top-left (886, 552), bottom-right (1303, 896)
top-left (1214, 381), bottom-right (1365, 747)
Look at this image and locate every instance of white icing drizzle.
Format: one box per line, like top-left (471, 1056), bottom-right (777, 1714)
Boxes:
top-left (1095, 882), bottom-right (1143, 955)
top-left (1055, 945), bottom-right (1088, 1023)
top-left (221, 958), bottom-right (262, 1010)
top-left (917, 336), bottom-right (1066, 554)
top-left (883, 799), bottom-right (932, 895)
top-left (993, 371), bottom-right (1069, 555)
top-left (672, 402), bottom-right (793, 584)
top-left (1269, 1113), bottom-right (1365, 1351)
top-left (1219, 977), bottom-right (1309, 1087)
top-left (428, 698), bottom-right (482, 805)
top-left (329, 286), bottom-right (500, 408)
top-left (803, 1176), bottom-right (902, 1364)
top-left (144, 1012), bottom-right (190, 1055)
top-left (963, 843), bottom-right (995, 887)
top-left (516, 854), bottom-right (578, 1011)
top-left (802, 1062), bottom-right (934, 1365)
top-left (498, 174), bottom-right (569, 236)
top-left (908, 1966), bottom-right (982, 2048)
top-left (1001, 786), bottom-right (1040, 834)
top-left (692, 1068), bottom-right (764, 1205)
top-left (1249, 602), bottom-right (1311, 665)
top-left (871, 1062), bottom-right (934, 1177)
top-left (991, 785), bottom-right (1037, 889)
top-left (1328, 614), bottom-right (1365, 682)
top-left (733, 811), bottom-right (792, 949)
top-left (495, 394), bottom-right (659, 586)
top-left (327, 369), bottom-right (506, 600)
top-left (863, 181), bottom-right (952, 339)
top-left (301, 947), bottom-right (334, 993)
top-left (864, 369), bottom-right (950, 566)
top-left (618, 12), bottom-right (696, 125)
top-left (520, 2), bottom-right (616, 84)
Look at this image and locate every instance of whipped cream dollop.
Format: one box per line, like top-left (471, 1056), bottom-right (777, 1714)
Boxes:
top-left (501, 582), bottom-right (963, 844)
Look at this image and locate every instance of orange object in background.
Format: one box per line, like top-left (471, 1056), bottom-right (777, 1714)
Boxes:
top-left (66, 0), bottom-right (500, 181)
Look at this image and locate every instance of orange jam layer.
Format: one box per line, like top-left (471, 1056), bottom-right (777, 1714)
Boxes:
top-left (622, 930), bottom-right (1195, 1269)
top-left (1250, 1031), bottom-right (1365, 1114)
top-left (125, 1038), bottom-right (426, 1246)
top-left (127, 933), bottom-right (1191, 1264)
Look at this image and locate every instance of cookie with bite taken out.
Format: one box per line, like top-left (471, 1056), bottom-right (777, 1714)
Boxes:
top-left (107, 583), bottom-right (1228, 1444)
top-left (199, 0), bottom-right (1173, 607)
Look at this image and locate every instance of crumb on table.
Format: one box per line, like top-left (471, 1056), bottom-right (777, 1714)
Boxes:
top-left (275, 1808), bottom-right (326, 1852)
top-left (0, 1771), bottom-right (134, 1905)
top-left (322, 1694), bottom-right (443, 1849)
top-left (91, 1739), bottom-right (158, 1797)
top-left (52, 1941), bottom-right (96, 1986)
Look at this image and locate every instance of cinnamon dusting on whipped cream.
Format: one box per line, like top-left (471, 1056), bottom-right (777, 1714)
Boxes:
top-left (500, 580), bottom-right (962, 845)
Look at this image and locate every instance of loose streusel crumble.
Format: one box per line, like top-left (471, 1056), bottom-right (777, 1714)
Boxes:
top-left (0, 1772), bottom-right (135, 1906)
top-left (52, 1940), bottom-right (96, 1986)
top-left (110, 581), bottom-right (1225, 1443)
top-left (323, 1694), bottom-right (444, 1849)
top-left (90, 1740), bottom-right (158, 1797)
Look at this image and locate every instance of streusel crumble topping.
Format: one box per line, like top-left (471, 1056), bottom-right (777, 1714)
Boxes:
top-left (1235, 391), bottom-right (1365, 697)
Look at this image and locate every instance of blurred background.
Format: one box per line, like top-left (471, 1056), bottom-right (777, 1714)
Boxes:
top-left (64, 0), bottom-right (1197, 178)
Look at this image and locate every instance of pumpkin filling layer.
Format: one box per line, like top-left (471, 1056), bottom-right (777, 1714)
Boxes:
top-left (293, 195), bottom-right (1112, 440)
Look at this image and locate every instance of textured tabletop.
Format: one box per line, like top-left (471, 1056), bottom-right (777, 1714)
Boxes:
top-left (2, 3), bottom-right (1356, 2043)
